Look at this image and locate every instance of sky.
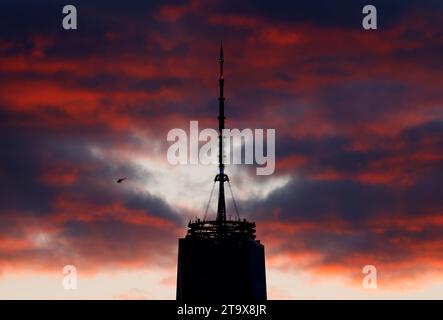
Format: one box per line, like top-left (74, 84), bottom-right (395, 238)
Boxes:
top-left (1, 0), bottom-right (443, 299)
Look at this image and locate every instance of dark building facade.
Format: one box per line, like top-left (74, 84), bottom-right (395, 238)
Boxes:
top-left (176, 45), bottom-right (267, 301)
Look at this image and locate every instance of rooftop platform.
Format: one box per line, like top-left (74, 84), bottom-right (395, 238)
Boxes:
top-left (185, 219), bottom-right (257, 240)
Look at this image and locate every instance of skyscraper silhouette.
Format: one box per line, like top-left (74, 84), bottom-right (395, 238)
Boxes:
top-left (176, 44), bottom-right (267, 301)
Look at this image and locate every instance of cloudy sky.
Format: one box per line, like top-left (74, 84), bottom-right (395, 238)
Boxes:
top-left (1, 0), bottom-right (443, 299)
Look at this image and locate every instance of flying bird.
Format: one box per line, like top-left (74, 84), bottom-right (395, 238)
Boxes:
top-left (116, 177), bottom-right (127, 183)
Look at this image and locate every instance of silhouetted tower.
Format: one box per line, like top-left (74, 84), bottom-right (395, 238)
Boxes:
top-left (216, 43), bottom-right (228, 222)
top-left (176, 43), bottom-right (267, 301)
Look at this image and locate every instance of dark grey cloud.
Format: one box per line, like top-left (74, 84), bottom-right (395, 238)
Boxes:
top-left (218, 0), bottom-right (434, 29)
top-left (0, 124), bottom-right (182, 224)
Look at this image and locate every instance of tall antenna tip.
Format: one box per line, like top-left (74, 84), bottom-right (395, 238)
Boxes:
top-left (219, 41), bottom-right (224, 61)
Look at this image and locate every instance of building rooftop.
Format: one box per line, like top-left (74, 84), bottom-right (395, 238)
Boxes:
top-left (185, 218), bottom-right (257, 240)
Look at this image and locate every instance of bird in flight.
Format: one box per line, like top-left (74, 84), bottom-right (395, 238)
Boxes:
top-left (116, 177), bottom-right (127, 183)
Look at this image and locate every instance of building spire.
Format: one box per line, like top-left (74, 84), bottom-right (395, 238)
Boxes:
top-left (219, 41), bottom-right (224, 73)
top-left (215, 41), bottom-right (228, 222)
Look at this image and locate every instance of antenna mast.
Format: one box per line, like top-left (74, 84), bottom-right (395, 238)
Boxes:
top-left (215, 42), bottom-right (229, 222)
